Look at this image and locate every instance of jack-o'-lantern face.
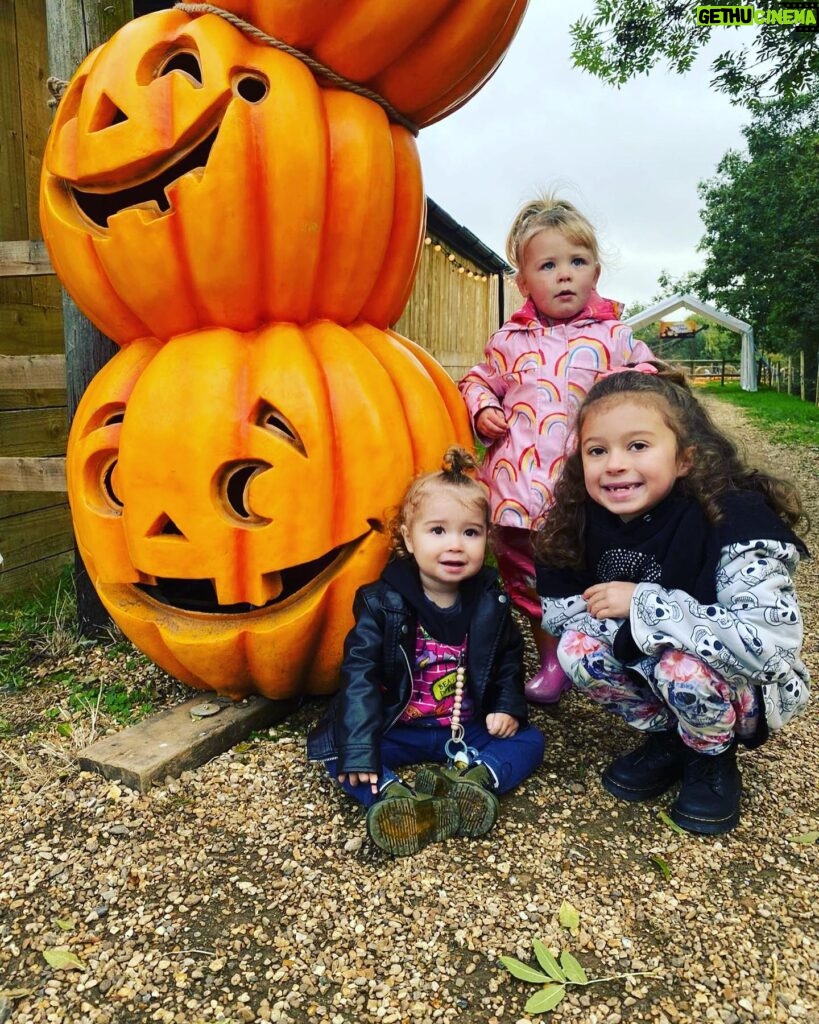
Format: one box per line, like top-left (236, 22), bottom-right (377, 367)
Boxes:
top-left (67, 323), bottom-right (471, 699)
top-left (180, 0), bottom-right (531, 127)
top-left (40, 10), bottom-right (424, 344)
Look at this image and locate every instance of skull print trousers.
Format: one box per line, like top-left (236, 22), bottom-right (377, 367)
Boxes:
top-left (558, 631), bottom-right (760, 754)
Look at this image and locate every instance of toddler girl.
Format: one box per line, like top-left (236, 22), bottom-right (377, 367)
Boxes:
top-left (307, 447), bottom-right (545, 856)
top-left (536, 364), bottom-right (809, 833)
top-left (459, 194), bottom-right (654, 702)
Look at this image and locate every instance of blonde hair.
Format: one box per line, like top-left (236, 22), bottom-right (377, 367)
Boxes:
top-left (389, 446), bottom-right (490, 559)
top-left (505, 194), bottom-right (601, 272)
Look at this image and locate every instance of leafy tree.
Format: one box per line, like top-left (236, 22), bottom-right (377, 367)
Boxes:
top-left (570, 0), bottom-right (819, 106)
top-left (696, 92), bottom-right (819, 367)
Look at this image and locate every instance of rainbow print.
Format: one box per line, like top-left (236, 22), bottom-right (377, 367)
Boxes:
top-left (518, 445), bottom-right (540, 474)
top-left (495, 498), bottom-right (528, 525)
top-left (531, 479), bottom-right (553, 514)
top-left (554, 338), bottom-right (611, 376)
top-left (538, 411), bottom-right (566, 438)
top-left (510, 401), bottom-right (536, 428)
top-left (493, 458), bottom-right (518, 483)
top-left (536, 379), bottom-right (562, 403)
top-left (512, 350), bottom-right (545, 373)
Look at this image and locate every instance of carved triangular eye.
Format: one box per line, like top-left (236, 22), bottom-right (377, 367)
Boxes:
top-left (147, 513), bottom-right (187, 539)
top-left (89, 91), bottom-right (128, 133)
top-left (255, 401), bottom-right (305, 455)
top-left (158, 50), bottom-right (203, 86)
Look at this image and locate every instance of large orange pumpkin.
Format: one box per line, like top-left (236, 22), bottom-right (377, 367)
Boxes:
top-left (40, 10), bottom-right (424, 343)
top-left (67, 323), bottom-right (472, 699)
top-left (180, 0), bottom-right (530, 127)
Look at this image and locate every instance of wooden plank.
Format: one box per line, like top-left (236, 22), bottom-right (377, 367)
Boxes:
top-left (17, 0), bottom-right (52, 239)
top-left (0, 353), bottom-right (65, 388)
top-left (0, 500), bottom-right (73, 567)
top-left (0, 550), bottom-right (72, 601)
top-left (0, 408), bottom-right (68, 457)
top-left (0, 387), bottom-right (66, 411)
top-left (0, 456), bottom-right (67, 491)
top-left (0, 3), bottom-right (31, 306)
top-left (0, 240), bottom-right (54, 277)
top-left (0, 490), bottom-right (67, 518)
top-left (78, 695), bottom-right (299, 792)
top-left (0, 303), bottom-right (65, 354)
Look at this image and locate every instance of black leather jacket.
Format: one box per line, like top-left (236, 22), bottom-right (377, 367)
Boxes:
top-left (306, 567), bottom-right (527, 776)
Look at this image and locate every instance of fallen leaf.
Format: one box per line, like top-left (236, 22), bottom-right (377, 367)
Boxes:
top-left (558, 900), bottom-right (580, 932)
top-left (43, 948), bottom-right (85, 971)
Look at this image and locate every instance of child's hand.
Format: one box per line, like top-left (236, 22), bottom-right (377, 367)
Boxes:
top-left (338, 771), bottom-right (379, 795)
top-left (583, 582), bottom-right (636, 620)
top-left (476, 407), bottom-right (509, 440)
top-left (486, 712), bottom-right (519, 738)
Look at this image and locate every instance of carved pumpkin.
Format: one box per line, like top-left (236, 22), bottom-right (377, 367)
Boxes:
top-left (40, 10), bottom-right (424, 343)
top-left (180, 0), bottom-right (530, 127)
top-left (67, 323), bottom-right (472, 699)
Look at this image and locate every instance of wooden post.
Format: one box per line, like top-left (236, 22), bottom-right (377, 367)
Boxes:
top-left (44, 0), bottom-right (133, 637)
top-left (787, 356), bottom-right (793, 396)
top-left (815, 347), bottom-right (819, 408)
top-left (721, 358), bottom-right (725, 387)
top-left (800, 350), bottom-right (806, 402)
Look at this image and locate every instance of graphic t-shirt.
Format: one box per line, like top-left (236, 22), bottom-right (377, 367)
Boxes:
top-left (399, 625), bottom-right (474, 726)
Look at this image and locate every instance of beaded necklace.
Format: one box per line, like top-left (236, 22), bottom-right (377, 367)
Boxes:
top-left (445, 650), bottom-right (473, 768)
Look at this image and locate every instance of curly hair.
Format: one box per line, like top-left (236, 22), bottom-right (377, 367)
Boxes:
top-left (534, 364), bottom-right (806, 569)
top-left (388, 446), bottom-right (491, 559)
top-left (505, 193), bottom-right (600, 273)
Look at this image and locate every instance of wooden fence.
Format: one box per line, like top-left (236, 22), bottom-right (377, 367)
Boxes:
top-left (1, 1), bottom-right (73, 601)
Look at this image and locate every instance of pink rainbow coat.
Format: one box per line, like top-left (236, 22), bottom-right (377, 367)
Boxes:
top-left (459, 293), bottom-right (654, 530)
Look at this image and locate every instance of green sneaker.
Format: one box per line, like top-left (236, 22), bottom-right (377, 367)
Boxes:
top-left (414, 764), bottom-right (499, 838)
top-left (366, 782), bottom-right (460, 857)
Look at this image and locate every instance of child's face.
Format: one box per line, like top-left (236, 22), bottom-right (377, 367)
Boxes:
top-left (516, 227), bottom-right (600, 321)
top-left (580, 398), bottom-right (693, 521)
top-left (401, 487), bottom-right (487, 604)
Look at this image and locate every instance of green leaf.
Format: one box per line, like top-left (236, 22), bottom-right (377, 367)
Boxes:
top-left (0, 988), bottom-right (34, 999)
top-left (56, 723), bottom-right (73, 737)
top-left (560, 950), bottom-right (589, 984)
top-left (558, 900), bottom-right (580, 932)
top-left (43, 948), bottom-right (85, 971)
top-left (498, 956), bottom-right (551, 984)
top-left (533, 939), bottom-right (567, 982)
top-left (54, 918), bottom-right (74, 932)
top-left (658, 810), bottom-right (687, 836)
top-left (788, 831), bottom-right (819, 845)
top-left (650, 854), bottom-right (671, 879)
top-left (525, 984), bottom-right (567, 1014)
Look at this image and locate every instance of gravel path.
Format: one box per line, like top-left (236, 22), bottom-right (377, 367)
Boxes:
top-left (1, 399), bottom-right (817, 1024)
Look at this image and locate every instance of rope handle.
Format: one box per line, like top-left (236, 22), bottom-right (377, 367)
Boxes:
top-left (174, 3), bottom-right (419, 135)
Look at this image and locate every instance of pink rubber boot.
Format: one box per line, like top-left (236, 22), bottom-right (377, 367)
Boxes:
top-left (525, 624), bottom-right (571, 704)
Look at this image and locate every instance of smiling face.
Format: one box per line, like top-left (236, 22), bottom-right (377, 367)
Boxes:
top-left (516, 227), bottom-right (601, 321)
top-left (401, 484), bottom-right (488, 606)
top-left (67, 322), bottom-right (472, 698)
top-left (580, 397), bottom-right (693, 521)
top-left (39, 10), bottom-right (424, 342)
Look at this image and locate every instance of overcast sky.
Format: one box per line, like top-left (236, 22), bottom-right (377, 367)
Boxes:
top-left (418, 1), bottom-right (751, 312)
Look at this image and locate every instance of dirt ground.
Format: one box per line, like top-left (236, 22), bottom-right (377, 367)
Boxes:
top-left (0, 399), bottom-right (817, 1024)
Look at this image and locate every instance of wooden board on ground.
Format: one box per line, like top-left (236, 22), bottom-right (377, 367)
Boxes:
top-left (78, 694), bottom-right (299, 792)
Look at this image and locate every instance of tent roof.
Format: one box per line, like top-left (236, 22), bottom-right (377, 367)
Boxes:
top-left (626, 293), bottom-right (751, 334)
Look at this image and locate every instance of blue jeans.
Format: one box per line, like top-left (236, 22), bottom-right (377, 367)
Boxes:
top-left (325, 720), bottom-right (545, 808)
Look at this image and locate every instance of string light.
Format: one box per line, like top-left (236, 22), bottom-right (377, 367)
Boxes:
top-left (423, 236), bottom-right (489, 282)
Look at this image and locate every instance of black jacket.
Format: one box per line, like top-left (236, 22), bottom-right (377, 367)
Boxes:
top-left (306, 566), bottom-right (528, 775)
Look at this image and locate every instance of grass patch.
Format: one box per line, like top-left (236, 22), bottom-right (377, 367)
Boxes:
top-left (0, 566), bottom-right (81, 692)
top-left (700, 382), bottom-right (819, 447)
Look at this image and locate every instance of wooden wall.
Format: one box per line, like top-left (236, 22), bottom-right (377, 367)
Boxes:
top-left (395, 239), bottom-right (520, 382)
top-left (0, 0), bottom-right (72, 601)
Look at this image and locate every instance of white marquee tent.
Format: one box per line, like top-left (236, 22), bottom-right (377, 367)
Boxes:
top-left (626, 293), bottom-right (756, 392)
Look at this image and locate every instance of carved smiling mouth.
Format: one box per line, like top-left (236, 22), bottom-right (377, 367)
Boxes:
top-left (136, 529), bottom-right (373, 614)
top-left (70, 127), bottom-right (218, 228)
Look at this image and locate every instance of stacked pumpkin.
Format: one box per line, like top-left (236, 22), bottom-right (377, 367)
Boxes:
top-left (40, 2), bottom-right (528, 699)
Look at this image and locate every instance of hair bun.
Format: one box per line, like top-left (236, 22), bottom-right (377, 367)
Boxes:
top-left (442, 445), bottom-right (477, 478)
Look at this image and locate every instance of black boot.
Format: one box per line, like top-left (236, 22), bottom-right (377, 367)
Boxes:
top-left (670, 742), bottom-right (741, 835)
top-left (602, 730), bottom-right (687, 802)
